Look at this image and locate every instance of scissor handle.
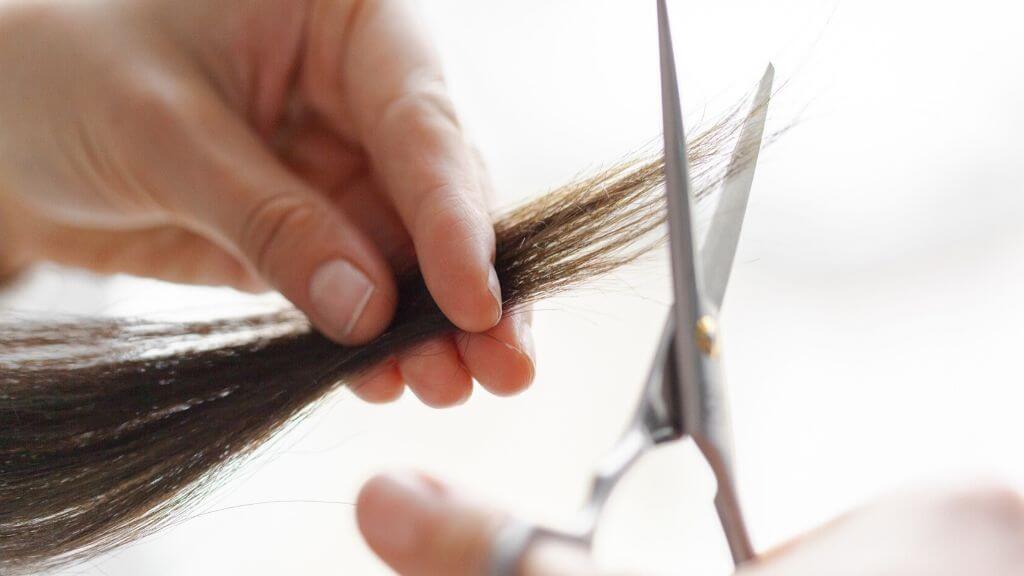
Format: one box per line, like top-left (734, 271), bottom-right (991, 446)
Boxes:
top-left (486, 321), bottom-right (679, 576)
top-left (486, 452), bottom-right (754, 576)
top-left (487, 407), bottom-right (661, 576)
top-left (486, 520), bottom-right (540, 576)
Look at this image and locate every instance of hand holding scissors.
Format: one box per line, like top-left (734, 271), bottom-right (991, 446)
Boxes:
top-left (358, 474), bottom-right (1024, 576)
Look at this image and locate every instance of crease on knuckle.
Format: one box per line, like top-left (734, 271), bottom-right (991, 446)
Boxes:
top-left (415, 185), bottom-right (487, 246)
top-left (238, 194), bottom-right (317, 278)
top-left (374, 76), bottom-right (460, 140)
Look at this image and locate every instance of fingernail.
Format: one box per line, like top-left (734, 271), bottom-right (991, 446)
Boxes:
top-left (309, 259), bottom-right (375, 340)
top-left (516, 314), bottom-right (536, 383)
top-left (361, 473), bottom-right (445, 556)
top-left (487, 267), bottom-right (503, 323)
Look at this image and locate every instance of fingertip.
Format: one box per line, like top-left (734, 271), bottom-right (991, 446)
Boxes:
top-left (487, 266), bottom-right (504, 314)
top-left (414, 197), bottom-right (501, 334)
top-left (356, 472), bottom-right (440, 518)
top-left (308, 257), bottom-right (398, 346)
top-left (351, 360), bottom-right (405, 404)
top-left (214, 178), bottom-right (399, 347)
top-left (356, 472), bottom-right (447, 567)
top-left (458, 309), bottom-right (535, 397)
top-left (398, 338), bottom-right (473, 408)
top-left (358, 470), bottom-right (511, 576)
top-left (433, 262), bottom-right (502, 334)
top-left (341, 278), bottom-right (398, 344)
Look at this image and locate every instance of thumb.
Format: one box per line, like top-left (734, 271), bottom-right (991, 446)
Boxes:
top-left (357, 473), bottom-right (606, 576)
top-left (149, 91), bottom-right (396, 344)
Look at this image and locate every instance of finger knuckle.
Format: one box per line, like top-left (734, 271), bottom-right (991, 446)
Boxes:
top-left (418, 187), bottom-right (476, 236)
top-left (378, 77), bottom-right (461, 137)
top-left (414, 189), bottom-right (491, 265)
top-left (238, 194), bottom-right (318, 277)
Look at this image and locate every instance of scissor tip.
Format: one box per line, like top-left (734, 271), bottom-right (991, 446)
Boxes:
top-left (754, 64), bottom-right (775, 105)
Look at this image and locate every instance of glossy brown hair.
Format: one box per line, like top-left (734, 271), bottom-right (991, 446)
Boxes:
top-left (0, 112), bottom-right (749, 573)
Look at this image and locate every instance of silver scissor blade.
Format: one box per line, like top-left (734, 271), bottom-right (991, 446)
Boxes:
top-left (701, 64), bottom-right (774, 310)
top-left (657, 0), bottom-right (704, 417)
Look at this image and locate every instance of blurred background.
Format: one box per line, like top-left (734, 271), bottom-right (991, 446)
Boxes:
top-left (5, 0), bottom-right (1024, 573)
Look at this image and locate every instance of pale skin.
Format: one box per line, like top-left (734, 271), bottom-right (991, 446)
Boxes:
top-left (1, 1), bottom-right (1020, 574)
top-left (0, 0), bottom-right (535, 407)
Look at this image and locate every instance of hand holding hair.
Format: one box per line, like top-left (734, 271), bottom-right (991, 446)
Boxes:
top-left (0, 0), bottom-right (530, 408)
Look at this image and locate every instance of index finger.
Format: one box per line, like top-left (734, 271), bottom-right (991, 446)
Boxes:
top-left (339, 0), bottom-right (501, 333)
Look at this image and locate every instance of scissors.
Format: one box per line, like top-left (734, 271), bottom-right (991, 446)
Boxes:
top-left (487, 1), bottom-right (773, 574)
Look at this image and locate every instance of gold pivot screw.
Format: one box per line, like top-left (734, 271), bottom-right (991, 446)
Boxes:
top-left (696, 315), bottom-right (719, 357)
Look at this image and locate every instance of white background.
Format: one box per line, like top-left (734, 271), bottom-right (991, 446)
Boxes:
top-left (5, 0), bottom-right (1024, 574)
